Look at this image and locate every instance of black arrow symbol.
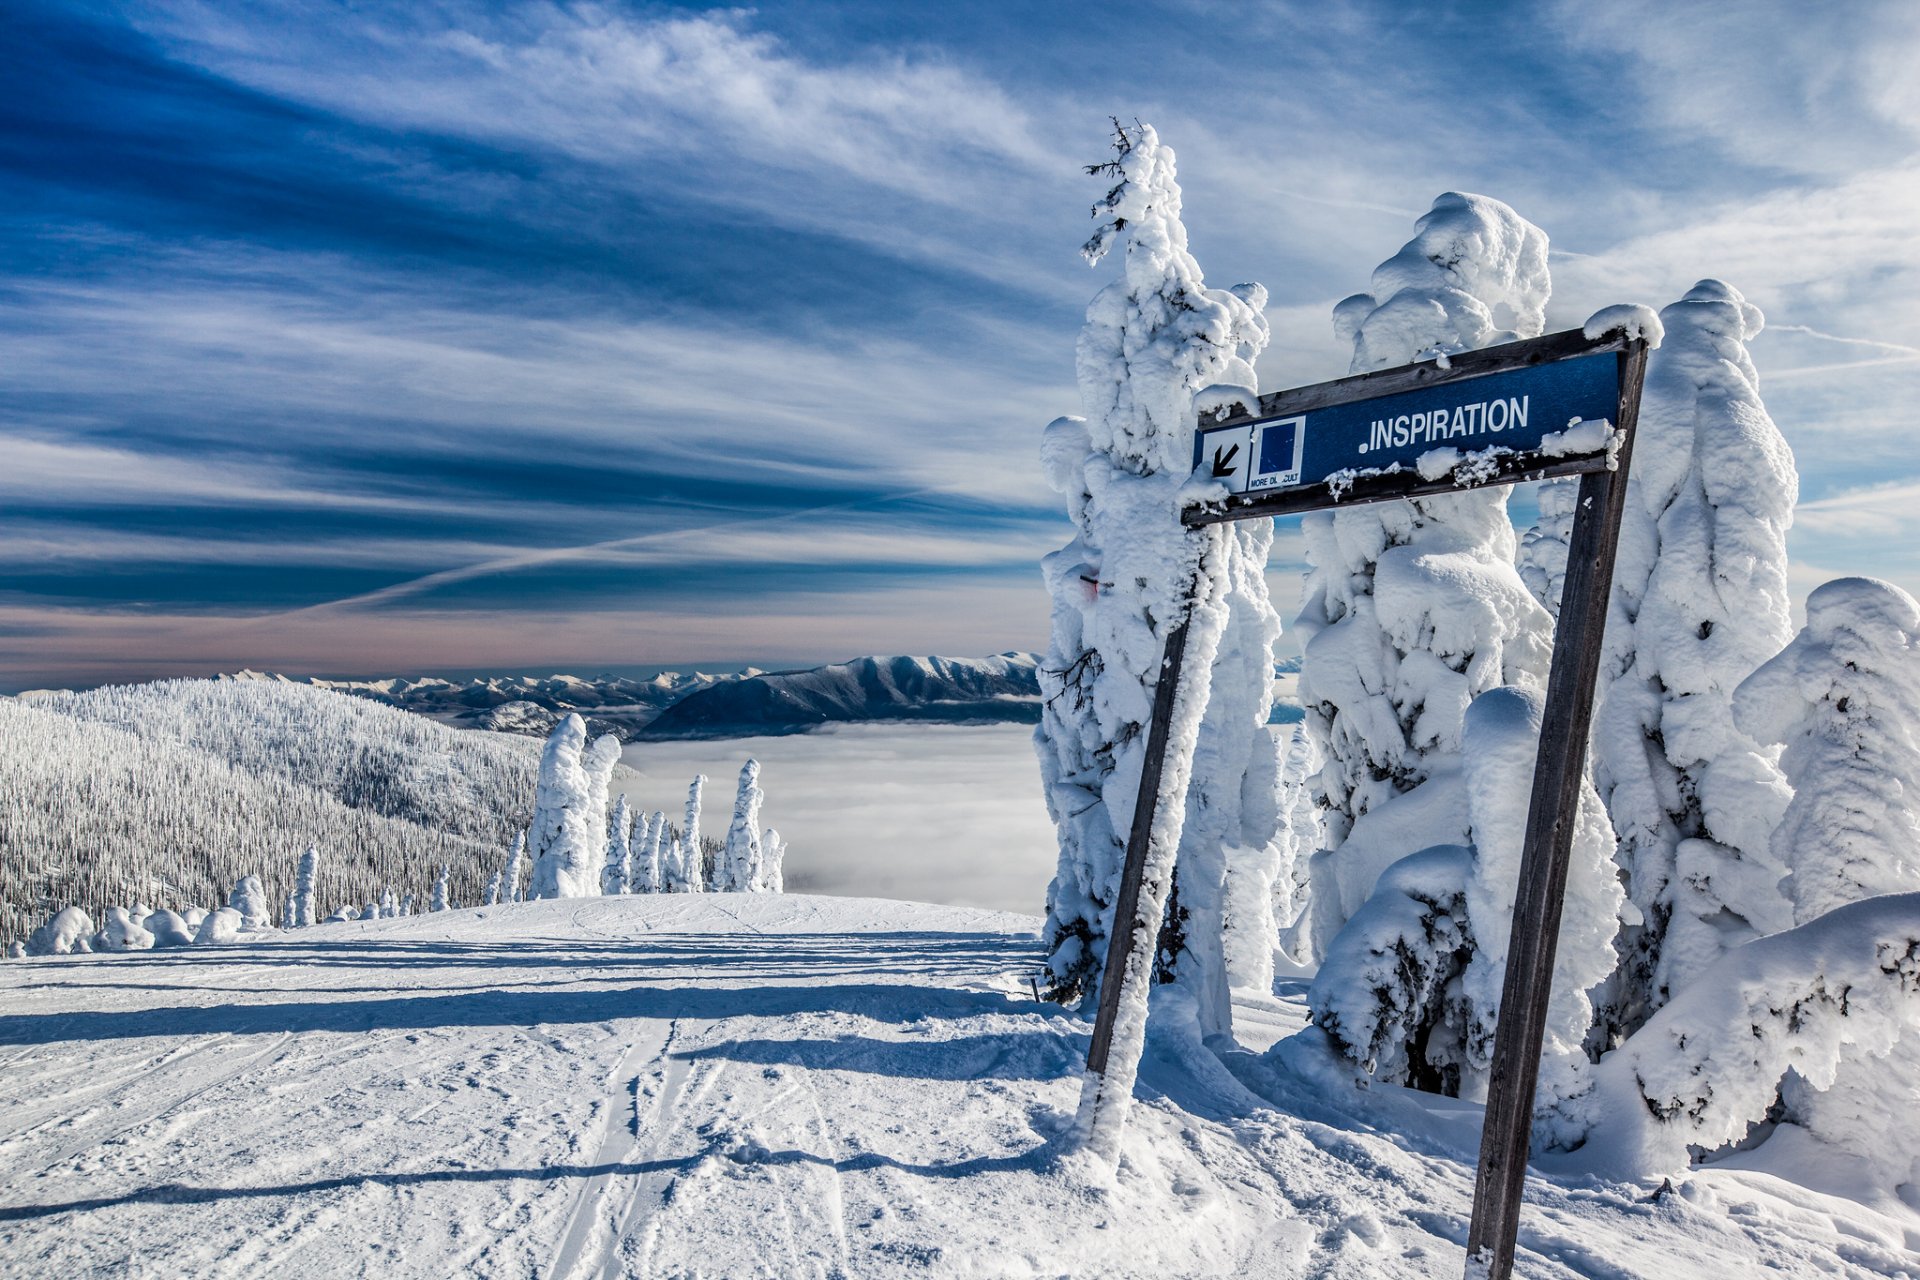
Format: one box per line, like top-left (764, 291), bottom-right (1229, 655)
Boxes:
top-left (1210, 443), bottom-right (1240, 478)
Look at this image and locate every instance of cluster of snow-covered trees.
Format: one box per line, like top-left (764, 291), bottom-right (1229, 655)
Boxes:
top-left (7, 703), bottom-right (790, 957)
top-left (485, 714), bottom-right (787, 903)
top-left (1039, 121), bottom-right (1920, 1186)
top-left (0, 679), bottom-right (551, 948)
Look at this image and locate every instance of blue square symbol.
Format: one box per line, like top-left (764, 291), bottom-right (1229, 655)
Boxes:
top-left (1259, 420), bottom-right (1296, 475)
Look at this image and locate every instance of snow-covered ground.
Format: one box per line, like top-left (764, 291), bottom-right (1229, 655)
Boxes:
top-left (3, 895), bottom-right (1915, 1278)
top-left (620, 724), bottom-right (1056, 914)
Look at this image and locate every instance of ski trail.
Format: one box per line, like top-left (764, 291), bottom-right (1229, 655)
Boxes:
top-left (625, 1021), bottom-right (699, 1279)
top-left (8, 1031), bottom-right (292, 1176)
top-left (548, 1030), bottom-right (667, 1280)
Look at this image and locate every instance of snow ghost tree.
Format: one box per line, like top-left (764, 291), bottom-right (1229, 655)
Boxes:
top-left (380, 885), bottom-right (398, 919)
top-left (431, 864), bottom-right (451, 913)
top-left (720, 760), bottom-right (764, 892)
top-left (1034, 120), bottom-right (1279, 1039)
top-left (230, 875), bottom-right (272, 930)
top-left (1519, 480), bottom-right (1577, 618)
top-left (528, 713), bottom-right (622, 900)
top-left (1592, 280), bottom-right (1798, 1040)
top-left (291, 846), bottom-right (319, 928)
top-left (1735, 577), bottom-right (1920, 921)
top-left (503, 831), bottom-right (526, 904)
top-left (1294, 193), bottom-right (1555, 967)
top-left (683, 775), bottom-right (707, 892)
top-left (632, 811), bottom-right (665, 894)
top-left (604, 795), bottom-right (633, 896)
top-left (763, 829), bottom-right (786, 893)
top-left (484, 871), bottom-right (503, 907)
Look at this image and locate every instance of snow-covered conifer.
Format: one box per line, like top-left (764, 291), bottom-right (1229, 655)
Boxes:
top-left (362, 901), bottom-right (379, 921)
top-left (323, 905), bottom-right (355, 923)
top-left (431, 864), bottom-right (451, 912)
top-left (1035, 121), bottom-right (1276, 1033)
top-left (400, 893), bottom-right (414, 917)
top-left (1593, 280), bottom-right (1797, 1037)
top-left (195, 907), bottom-right (243, 945)
top-left (1518, 479), bottom-right (1577, 617)
top-left (1294, 193), bottom-right (1555, 966)
top-left (5, 941), bottom-right (21, 959)
top-left (181, 906), bottom-right (208, 931)
top-left (292, 845), bottom-right (319, 928)
top-left (146, 909), bottom-right (194, 947)
top-left (604, 795), bottom-right (633, 896)
top-left (503, 831), bottom-right (527, 903)
top-left (630, 812), bottom-right (664, 894)
top-left (1734, 577), bottom-right (1920, 921)
top-left (720, 760), bottom-right (764, 892)
top-left (528, 715), bottom-right (621, 900)
top-left (26, 907), bottom-right (91, 956)
top-left (483, 871), bottom-right (502, 907)
top-left (763, 828), bottom-right (786, 894)
top-left (682, 776), bottom-right (707, 891)
top-left (230, 876), bottom-right (272, 930)
top-left (101, 905), bottom-right (155, 952)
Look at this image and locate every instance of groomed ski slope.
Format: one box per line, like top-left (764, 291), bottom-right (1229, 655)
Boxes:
top-left (0, 895), bottom-right (1914, 1278)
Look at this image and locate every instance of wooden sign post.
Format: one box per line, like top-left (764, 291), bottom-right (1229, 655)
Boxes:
top-left (1082, 326), bottom-right (1649, 1280)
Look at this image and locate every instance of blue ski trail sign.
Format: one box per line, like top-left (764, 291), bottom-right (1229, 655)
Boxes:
top-left (1184, 327), bottom-right (1637, 525)
top-left (1083, 324), bottom-right (1651, 1280)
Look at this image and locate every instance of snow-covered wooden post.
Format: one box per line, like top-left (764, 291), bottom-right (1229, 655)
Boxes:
top-left (1081, 325), bottom-right (1647, 1278)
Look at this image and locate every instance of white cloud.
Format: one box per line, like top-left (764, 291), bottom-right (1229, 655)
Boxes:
top-left (1553, 0), bottom-right (1920, 178)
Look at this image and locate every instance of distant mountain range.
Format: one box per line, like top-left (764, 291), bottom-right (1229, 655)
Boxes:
top-left (226, 654), bottom-right (1045, 741)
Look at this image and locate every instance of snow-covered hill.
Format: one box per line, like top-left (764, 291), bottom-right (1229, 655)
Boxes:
top-left (1, 895), bottom-right (1910, 1278)
top-left (221, 668), bottom-right (748, 740)
top-left (639, 653), bottom-right (1042, 739)
top-left (216, 657), bottom-right (1050, 741)
top-left (0, 680), bottom-right (642, 948)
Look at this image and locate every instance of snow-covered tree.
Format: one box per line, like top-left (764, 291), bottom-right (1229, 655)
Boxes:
top-left (1294, 193), bottom-right (1555, 967)
top-left (291, 846), bottom-right (319, 928)
top-left (146, 909), bottom-right (194, 947)
top-left (430, 865), bottom-right (451, 912)
top-left (1571, 892), bottom-right (1920, 1191)
top-left (379, 885), bottom-right (398, 919)
top-left (631, 811), bottom-right (664, 894)
top-left (230, 875), bottom-right (272, 930)
top-left (604, 795), bottom-right (633, 896)
top-left (195, 907), bottom-right (243, 945)
top-left (528, 714), bottom-right (622, 900)
top-left (1734, 577), bottom-right (1920, 921)
top-left (682, 775), bottom-right (707, 892)
top-left (1592, 280), bottom-right (1798, 1040)
top-left (663, 835), bottom-right (688, 892)
top-left (101, 905), bottom-right (155, 952)
top-left (1034, 121), bottom-right (1275, 1033)
top-left (720, 760), bottom-right (765, 892)
top-left (1518, 479), bottom-right (1577, 618)
top-left (483, 871), bottom-right (502, 907)
top-left (503, 831), bottom-right (527, 904)
top-left (763, 828), bottom-right (786, 894)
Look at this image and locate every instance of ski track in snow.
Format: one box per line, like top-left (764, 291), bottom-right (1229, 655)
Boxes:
top-left (1, 895), bottom-right (1916, 1278)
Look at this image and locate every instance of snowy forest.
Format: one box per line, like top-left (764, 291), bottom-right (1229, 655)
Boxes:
top-left (1034, 123), bottom-right (1920, 1194)
top-left (2, 686), bottom-right (787, 953)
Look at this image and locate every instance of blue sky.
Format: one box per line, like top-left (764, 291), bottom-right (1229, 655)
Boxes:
top-left (5, 0), bottom-right (1918, 690)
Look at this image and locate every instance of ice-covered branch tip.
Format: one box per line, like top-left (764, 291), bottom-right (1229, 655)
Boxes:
top-left (1583, 303), bottom-right (1663, 348)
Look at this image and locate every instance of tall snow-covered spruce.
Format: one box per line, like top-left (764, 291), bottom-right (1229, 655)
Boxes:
top-left (1293, 193), bottom-right (1555, 973)
top-left (527, 714), bottom-right (622, 900)
top-left (604, 794), bottom-right (633, 896)
top-left (1734, 577), bottom-right (1920, 919)
top-left (291, 845), bottom-right (319, 929)
top-left (1592, 280), bottom-right (1797, 1040)
top-left (1034, 121), bottom-right (1280, 1042)
top-left (1293, 195), bottom-right (1574, 1100)
top-left (681, 775), bottom-right (707, 893)
top-left (720, 760), bottom-right (765, 892)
